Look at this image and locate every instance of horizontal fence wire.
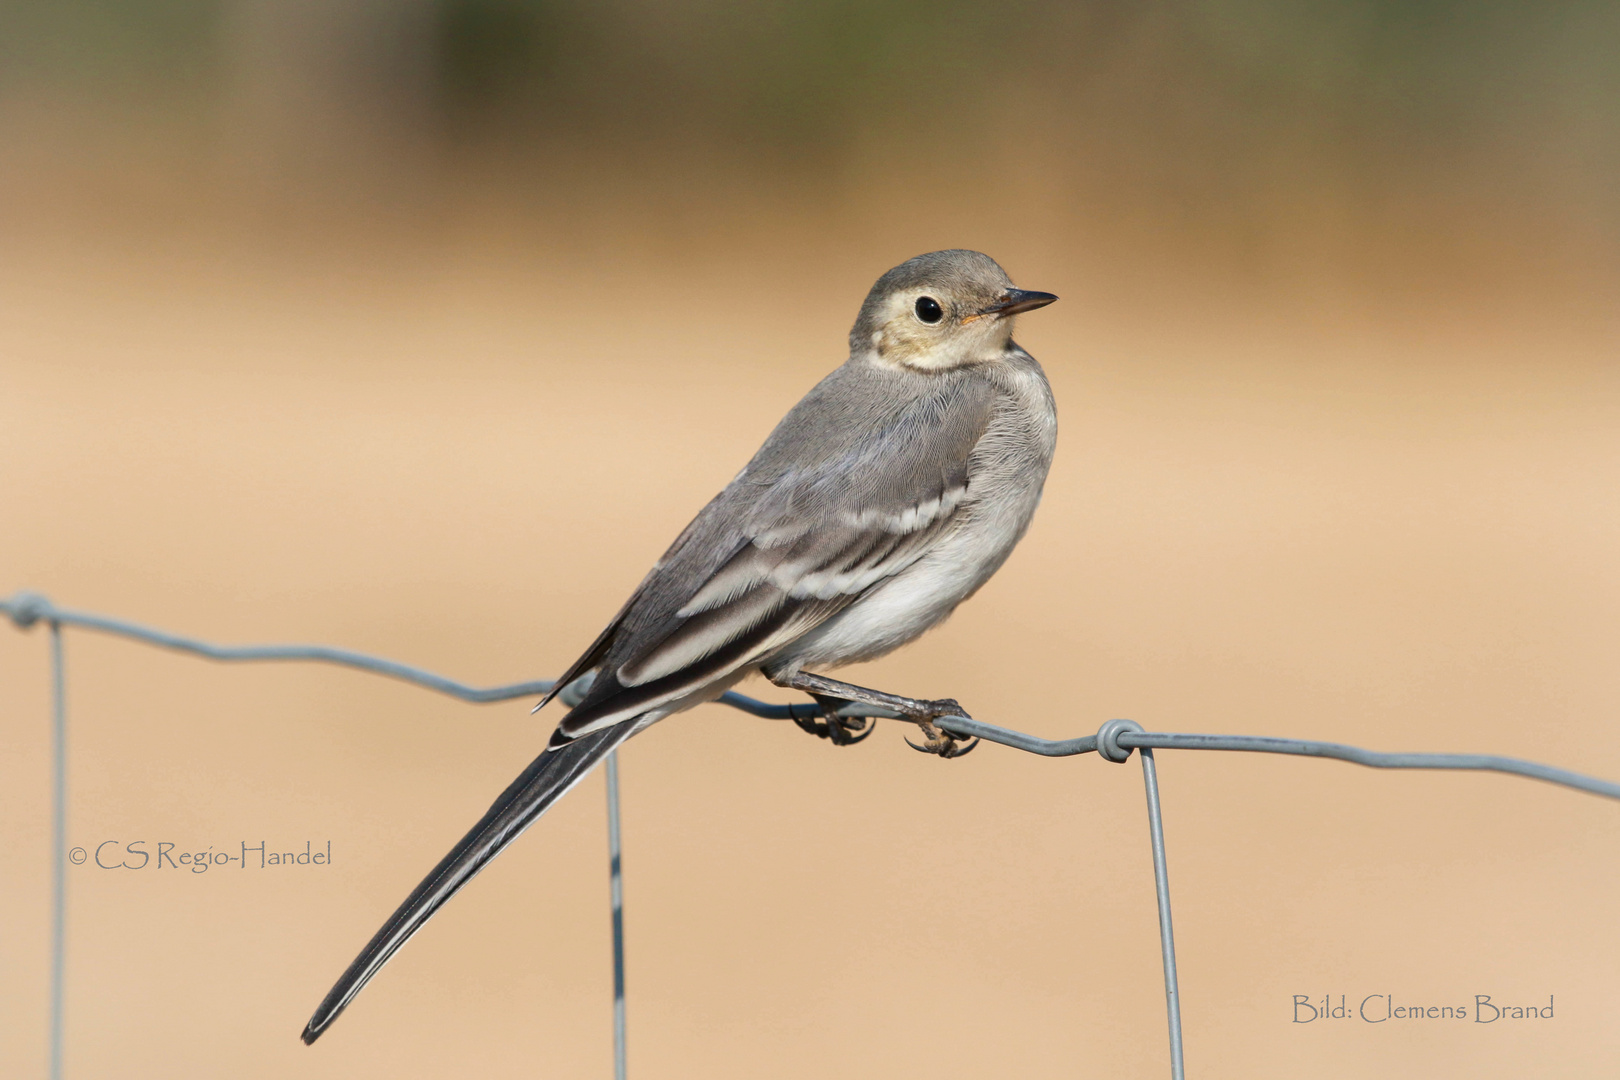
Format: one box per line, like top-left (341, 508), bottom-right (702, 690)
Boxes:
top-left (930, 716), bottom-right (1620, 800)
top-left (0, 593), bottom-right (556, 703)
top-left (6, 590), bottom-right (1619, 1080)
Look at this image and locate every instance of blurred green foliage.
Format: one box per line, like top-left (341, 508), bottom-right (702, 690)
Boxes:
top-left (3, 0), bottom-right (1615, 173)
top-left (427, 0), bottom-right (1044, 145)
top-left (0, 0), bottom-right (220, 89)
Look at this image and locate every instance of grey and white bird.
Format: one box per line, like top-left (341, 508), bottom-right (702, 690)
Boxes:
top-left (301, 248), bottom-right (1058, 1044)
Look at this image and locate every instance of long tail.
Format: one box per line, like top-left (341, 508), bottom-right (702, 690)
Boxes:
top-left (301, 722), bottom-right (636, 1044)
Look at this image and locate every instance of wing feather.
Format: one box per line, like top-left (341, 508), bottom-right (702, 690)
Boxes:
top-left (618, 581), bottom-right (788, 687)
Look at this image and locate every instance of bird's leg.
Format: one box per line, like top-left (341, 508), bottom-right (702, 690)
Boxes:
top-left (769, 671), bottom-right (978, 758)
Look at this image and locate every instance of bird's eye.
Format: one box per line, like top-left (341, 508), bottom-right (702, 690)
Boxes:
top-left (914, 296), bottom-right (944, 324)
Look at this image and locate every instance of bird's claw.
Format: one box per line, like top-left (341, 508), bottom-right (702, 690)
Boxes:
top-left (791, 707), bottom-right (874, 747)
top-left (904, 718), bottom-right (979, 759)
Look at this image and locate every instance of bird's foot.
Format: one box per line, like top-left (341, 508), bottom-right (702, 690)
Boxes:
top-left (790, 697), bottom-right (875, 747)
top-left (768, 672), bottom-right (977, 757)
top-left (903, 700), bottom-right (979, 759)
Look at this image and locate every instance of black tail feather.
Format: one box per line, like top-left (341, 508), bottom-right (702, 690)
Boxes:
top-left (301, 723), bottom-right (634, 1044)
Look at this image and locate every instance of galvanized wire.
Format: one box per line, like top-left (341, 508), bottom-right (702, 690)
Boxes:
top-left (921, 714), bottom-right (1620, 801)
top-left (7, 590), bottom-right (1620, 1080)
top-left (0, 592), bottom-right (555, 703)
top-left (48, 622), bottom-right (66, 1080)
top-left (1139, 744), bottom-right (1184, 1080)
top-left (605, 751), bottom-right (628, 1080)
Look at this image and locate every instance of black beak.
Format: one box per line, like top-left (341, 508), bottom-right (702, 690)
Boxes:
top-left (980, 289), bottom-right (1058, 318)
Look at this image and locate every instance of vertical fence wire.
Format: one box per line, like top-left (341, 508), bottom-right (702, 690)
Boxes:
top-left (48, 622), bottom-right (66, 1080)
top-left (1138, 747), bottom-right (1185, 1080)
top-left (606, 750), bottom-right (628, 1080)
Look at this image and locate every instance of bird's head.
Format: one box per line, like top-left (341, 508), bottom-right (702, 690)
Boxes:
top-left (849, 249), bottom-right (1057, 371)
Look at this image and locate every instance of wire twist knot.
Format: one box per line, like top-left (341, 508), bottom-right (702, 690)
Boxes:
top-left (3, 591), bottom-right (53, 630)
top-left (1096, 718), bottom-right (1143, 763)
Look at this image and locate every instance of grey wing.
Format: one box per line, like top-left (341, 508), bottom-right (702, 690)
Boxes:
top-left (551, 364), bottom-right (997, 742)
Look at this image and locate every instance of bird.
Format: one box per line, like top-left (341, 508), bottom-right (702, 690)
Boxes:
top-left (301, 248), bottom-right (1059, 1044)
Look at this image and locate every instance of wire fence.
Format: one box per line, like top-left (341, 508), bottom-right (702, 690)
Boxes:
top-left (5, 589), bottom-right (1619, 1080)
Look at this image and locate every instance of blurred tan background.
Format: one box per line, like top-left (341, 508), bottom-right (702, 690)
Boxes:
top-left (2, 2), bottom-right (1618, 1077)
